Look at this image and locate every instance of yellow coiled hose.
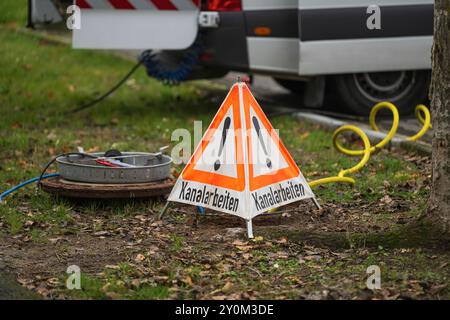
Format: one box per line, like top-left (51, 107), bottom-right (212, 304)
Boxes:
top-left (308, 125), bottom-right (371, 187)
top-left (408, 104), bottom-right (432, 141)
top-left (268, 102), bottom-right (431, 213)
top-left (308, 102), bottom-right (432, 188)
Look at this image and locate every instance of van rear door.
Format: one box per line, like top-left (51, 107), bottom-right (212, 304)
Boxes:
top-left (73, 0), bottom-right (200, 49)
top-left (29, 1), bottom-right (200, 50)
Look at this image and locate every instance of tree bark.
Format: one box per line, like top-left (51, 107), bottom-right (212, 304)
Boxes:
top-left (428, 1), bottom-right (450, 232)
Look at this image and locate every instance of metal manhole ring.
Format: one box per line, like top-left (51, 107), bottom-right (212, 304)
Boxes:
top-left (40, 177), bottom-right (175, 199)
top-left (56, 152), bottom-right (173, 184)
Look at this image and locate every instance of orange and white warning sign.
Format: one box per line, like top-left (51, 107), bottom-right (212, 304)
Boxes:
top-left (168, 82), bottom-right (316, 220)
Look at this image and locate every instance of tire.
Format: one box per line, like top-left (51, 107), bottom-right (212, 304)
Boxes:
top-left (333, 71), bottom-right (430, 116)
top-left (274, 78), bottom-right (307, 96)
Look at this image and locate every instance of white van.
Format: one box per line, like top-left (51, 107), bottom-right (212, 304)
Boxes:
top-left (29, 0), bottom-right (433, 115)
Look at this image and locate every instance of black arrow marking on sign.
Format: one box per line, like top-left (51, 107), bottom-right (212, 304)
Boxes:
top-left (252, 116), bottom-right (272, 169)
top-left (214, 117), bottom-right (231, 171)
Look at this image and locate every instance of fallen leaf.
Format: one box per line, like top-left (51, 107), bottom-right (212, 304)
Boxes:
top-left (222, 281), bottom-right (233, 293)
top-left (275, 237), bottom-right (288, 244)
top-left (105, 292), bottom-right (120, 299)
top-left (232, 240), bottom-right (247, 246)
top-left (304, 255), bottom-right (322, 261)
top-left (242, 253), bottom-right (252, 260)
top-left (24, 220), bottom-right (34, 227)
top-left (276, 251), bottom-right (289, 259)
top-left (46, 278), bottom-right (60, 286)
top-left (183, 276), bottom-right (194, 287)
top-left (131, 279), bottom-right (140, 289)
top-left (11, 122), bottom-right (22, 129)
top-left (300, 132), bottom-right (310, 139)
top-left (93, 231), bottom-right (109, 237)
top-left (86, 146), bottom-right (100, 153)
top-left (430, 284), bottom-right (447, 295)
top-left (380, 195), bottom-right (393, 204)
top-left (134, 254), bottom-right (146, 262)
top-left (154, 276), bottom-right (169, 284)
top-left (105, 265), bottom-right (120, 270)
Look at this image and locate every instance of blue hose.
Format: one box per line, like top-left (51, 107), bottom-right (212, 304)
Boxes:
top-left (0, 174), bottom-right (59, 203)
top-left (140, 38), bottom-right (203, 85)
top-left (197, 206), bottom-right (205, 215)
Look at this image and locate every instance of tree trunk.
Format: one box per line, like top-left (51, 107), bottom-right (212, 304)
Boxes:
top-left (428, 1), bottom-right (450, 232)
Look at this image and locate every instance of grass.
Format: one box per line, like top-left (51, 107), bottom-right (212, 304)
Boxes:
top-left (0, 2), bottom-right (215, 237)
top-left (110, 262), bottom-right (171, 300)
top-left (1, 1), bottom-right (447, 300)
top-left (66, 268), bottom-right (170, 300)
top-left (0, 2), bottom-right (428, 234)
top-left (170, 234), bottom-right (185, 252)
top-left (0, 1), bottom-right (27, 24)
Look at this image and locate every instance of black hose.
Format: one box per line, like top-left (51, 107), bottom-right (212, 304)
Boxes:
top-left (67, 60), bottom-right (143, 114)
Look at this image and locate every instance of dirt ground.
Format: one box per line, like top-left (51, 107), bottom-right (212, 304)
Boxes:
top-left (0, 153), bottom-right (448, 300)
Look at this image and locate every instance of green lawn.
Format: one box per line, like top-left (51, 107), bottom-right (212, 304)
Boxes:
top-left (0, 1), bottom-right (448, 300)
top-left (0, 0), bottom-right (27, 24)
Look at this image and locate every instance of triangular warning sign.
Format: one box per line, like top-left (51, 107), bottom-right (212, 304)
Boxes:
top-left (181, 85), bottom-right (246, 192)
top-left (168, 82), bottom-right (317, 232)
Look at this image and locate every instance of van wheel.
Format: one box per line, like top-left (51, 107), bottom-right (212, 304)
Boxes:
top-left (333, 71), bottom-right (430, 116)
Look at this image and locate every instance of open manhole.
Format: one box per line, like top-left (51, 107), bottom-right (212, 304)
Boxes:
top-left (41, 150), bottom-right (175, 199)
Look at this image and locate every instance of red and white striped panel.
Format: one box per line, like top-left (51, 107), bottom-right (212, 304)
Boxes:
top-left (75, 0), bottom-right (199, 10)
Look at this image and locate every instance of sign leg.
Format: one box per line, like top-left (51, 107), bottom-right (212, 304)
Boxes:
top-left (311, 198), bottom-right (321, 210)
top-left (158, 201), bottom-right (171, 220)
top-left (246, 219), bottom-right (254, 239)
